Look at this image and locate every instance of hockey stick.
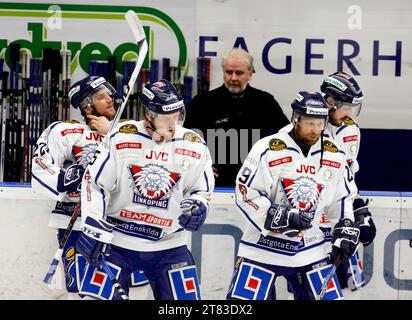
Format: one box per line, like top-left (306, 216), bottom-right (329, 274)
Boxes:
top-left (43, 202), bottom-right (81, 284)
top-left (318, 254), bottom-right (342, 300)
top-left (99, 258), bottom-right (129, 300)
top-left (104, 10), bottom-right (147, 141)
top-left (43, 10), bottom-right (146, 286)
top-left (318, 264), bottom-right (337, 300)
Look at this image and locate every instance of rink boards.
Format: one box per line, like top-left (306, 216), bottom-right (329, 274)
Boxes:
top-left (0, 185), bottom-right (411, 300)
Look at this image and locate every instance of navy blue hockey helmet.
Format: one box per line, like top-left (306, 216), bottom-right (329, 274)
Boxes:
top-left (320, 72), bottom-right (363, 115)
top-left (140, 79), bottom-right (185, 124)
top-left (68, 76), bottom-right (116, 117)
top-left (141, 79), bottom-right (185, 114)
top-left (291, 91), bottom-right (329, 123)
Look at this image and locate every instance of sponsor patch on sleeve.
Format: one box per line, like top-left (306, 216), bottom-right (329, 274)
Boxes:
top-left (268, 156), bottom-right (292, 167)
top-left (343, 135), bottom-right (358, 143)
top-left (61, 128), bottom-right (84, 136)
top-left (321, 159), bottom-right (341, 168)
top-left (115, 142), bottom-right (142, 150)
top-left (175, 148), bottom-right (201, 159)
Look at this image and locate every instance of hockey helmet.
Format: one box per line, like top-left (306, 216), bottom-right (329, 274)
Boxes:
top-left (320, 72), bottom-right (363, 116)
top-left (291, 91), bottom-right (329, 124)
top-left (68, 76), bottom-right (116, 116)
top-left (140, 79), bottom-right (185, 124)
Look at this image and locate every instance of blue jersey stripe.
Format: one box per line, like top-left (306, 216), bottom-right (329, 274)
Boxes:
top-left (95, 153), bottom-right (111, 184)
top-left (203, 171), bottom-right (209, 192)
top-left (336, 125), bottom-right (347, 135)
top-left (100, 188), bottom-right (106, 217)
top-left (235, 199), bottom-right (262, 232)
top-left (32, 172), bottom-right (59, 196)
top-left (247, 148), bottom-right (269, 187)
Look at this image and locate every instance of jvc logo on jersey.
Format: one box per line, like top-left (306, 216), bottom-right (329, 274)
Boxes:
top-left (85, 132), bottom-right (104, 142)
top-left (145, 150), bottom-right (169, 162)
top-left (296, 164), bottom-right (316, 174)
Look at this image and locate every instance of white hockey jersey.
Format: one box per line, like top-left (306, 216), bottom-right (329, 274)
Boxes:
top-left (31, 120), bottom-right (105, 230)
top-left (325, 117), bottom-right (360, 175)
top-left (81, 120), bottom-right (215, 252)
top-left (235, 129), bottom-right (356, 267)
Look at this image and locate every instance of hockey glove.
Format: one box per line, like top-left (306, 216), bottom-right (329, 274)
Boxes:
top-left (178, 199), bottom-right (208, 232)
top-left (57, 164), bottom-right (85, 193)
top-left (330, 218), bottom-right (360, 264)
top-left (353, 198), bottom-right (376, 246)
top-left (76, 216), bottom-right (113, 268)
top-left (264, 204), bottom-right (312, 237)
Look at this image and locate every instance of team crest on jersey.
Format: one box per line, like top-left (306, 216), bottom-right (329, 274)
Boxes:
top-left (281, 177), bottom-right (324, 213)
top-left (183, 132), bottom-right (201, 143)
top-left (129, 163), bottom-right (181, 208)
top-left (119, 124), bottom-right (138, 134)
top-left (323, 140), bottom-right (338, 153)
top-left (343, 117), bottom-right (356, 125)
top-left (269, 138), bottom-right (287, 151)
top-left (73, 144), bottom-right (99, 168)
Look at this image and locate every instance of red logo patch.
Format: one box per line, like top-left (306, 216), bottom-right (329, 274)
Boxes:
top-left (120, 209), bottom-right (173, 227)
top-left (175, 148), bottom-right (201, 159)
top-left (343, 135), bottom-right (357, 143)
top-left (268, 156), bottom-right (292, 167)
top-left (321, 159), bottom-right (341, 168)
top-left (116, 142), bottom-right (142, 150)
top-left (61, 128), bottom-right (84, 136)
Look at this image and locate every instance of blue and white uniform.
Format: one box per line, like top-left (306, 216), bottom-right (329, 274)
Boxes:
top-left (227, 128), bottom-right (356, 300)
top-left (79, 120), bottom-right (214, 299)
top-left (325, 118), bottom-right (370, 292)
top-left (325, 117), bottom-right (360, 175)
top-left (31, 120), bottom-right (105, 292)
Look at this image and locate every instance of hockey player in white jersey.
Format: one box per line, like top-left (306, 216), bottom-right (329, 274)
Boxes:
top-left (31, 76), bottom-right (148, 298)
top-left (226, 91), bottom-right (359, 300)
top-left (31, 75), bottom-right (115, 296)
top-left (75, 79), bottom-right (214, 300)
top-left (321, 72), bottom-right (376, 293)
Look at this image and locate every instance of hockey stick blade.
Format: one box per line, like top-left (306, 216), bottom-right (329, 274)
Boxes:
top-left (125, 10), bottom-right (146, 43)
top-left (99, 258), bottom-right (129, 300)
top-left (104, 10), bottom-right (148, 141)
top-left (43, 202), bottom-right (81, 285)
top-left (43, 248), bottom-right (63, 284)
